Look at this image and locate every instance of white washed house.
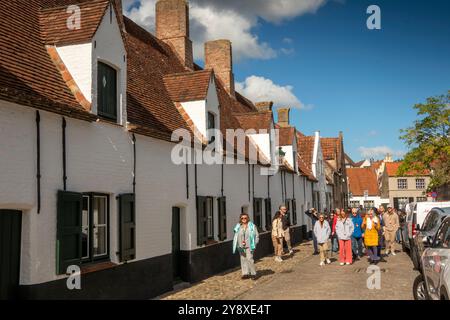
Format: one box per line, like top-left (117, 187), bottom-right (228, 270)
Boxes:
top-left (0, 0), bottom-right (322, 300)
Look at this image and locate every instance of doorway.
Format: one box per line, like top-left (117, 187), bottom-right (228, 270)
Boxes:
top-left (0, 210), bottom-right (22, 300)
top-left (171, 207), bottom-right (181, 282)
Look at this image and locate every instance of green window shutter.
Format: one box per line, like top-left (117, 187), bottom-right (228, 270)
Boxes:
top-left (253, 198), bottom-right (262, 230)
top-left (265, 198), bottom-right (272, 231)
top-left (292, 199), bottom-right (297, 225)
top-left (56, 190), bottom-right (83, 275)
top-left (218, 197), bottom-right (227, 241)
top-left (97, 62), bottom-right (117, 120)
top-left (119, 194), bottom-right (136, 262)
top-left (196, 196), bottom-right (207, 246)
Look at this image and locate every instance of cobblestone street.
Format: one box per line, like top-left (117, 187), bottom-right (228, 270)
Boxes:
top-left (160, 241), bottom-right (419, 300)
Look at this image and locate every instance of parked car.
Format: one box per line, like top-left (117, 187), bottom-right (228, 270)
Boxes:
top-left (410, 208), bottom-right (450, 270)
top-left (402, 202), bottom-right (450, 254)
top-left (410, 207), bottom-right (450, 270)
top-left (413, 216), bottom-right (450, 300)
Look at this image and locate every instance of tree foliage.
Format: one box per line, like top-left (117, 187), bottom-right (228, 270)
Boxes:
top-left (399, 90), bottom-right (450, 191)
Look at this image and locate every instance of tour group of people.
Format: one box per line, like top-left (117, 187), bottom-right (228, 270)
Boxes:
top-left (232, 203), bottom-right (401, 280)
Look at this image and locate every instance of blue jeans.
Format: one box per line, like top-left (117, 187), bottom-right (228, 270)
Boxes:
top-left (396, 229), bottom-right (402, 243)
top-left (351, 236), bottom-right (363, 257)
top-left (367, 246), bottom-right (380, 262)
top-left (331, 235), bottom-right (339, 253)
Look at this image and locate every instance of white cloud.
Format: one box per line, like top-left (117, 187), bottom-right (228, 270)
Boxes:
top-left (358, 146), bottom-right (405, 159)
top-left (236, 76), bottom-right (308, 109)
top-left (368, 130), bottom-right (378, 136)
top-left (123, 0), bottom-right (328, 61)
top-left (283, 37), bottom-right (294, 44)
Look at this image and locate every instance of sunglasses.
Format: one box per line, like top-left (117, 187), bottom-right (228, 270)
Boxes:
top-left (241, 217), bottom-right (248, 220)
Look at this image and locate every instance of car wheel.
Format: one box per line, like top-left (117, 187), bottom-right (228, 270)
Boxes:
top-left (413, 275), bottom-right (429, 300)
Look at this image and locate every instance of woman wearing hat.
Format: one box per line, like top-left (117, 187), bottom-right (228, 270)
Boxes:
top-left (362, 209), bottom-right (381, 264)
top-left (233, 213), bottom-right (260, 280)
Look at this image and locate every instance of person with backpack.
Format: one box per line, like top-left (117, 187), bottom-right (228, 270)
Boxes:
top-left (335, 209), bottom-right (355, 266)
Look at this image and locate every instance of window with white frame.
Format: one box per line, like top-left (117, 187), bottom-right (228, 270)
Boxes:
top-left (81, 194), bottom-right (109, 262)
top-left (397, 179), bottom-right (408, 189)
top-left (416, 197), bottom-right (427, 202)
top-left (416, 178), bottom-right (425, 190)
top-left (350, 200), bottom-right (360, 208)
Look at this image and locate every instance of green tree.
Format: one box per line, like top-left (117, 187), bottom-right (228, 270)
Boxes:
top-left (399, 91), bottom-right (450, 191)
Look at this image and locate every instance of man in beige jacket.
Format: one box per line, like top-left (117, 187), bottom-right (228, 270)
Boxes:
top-left (383, 204), bottom-right (400, 256)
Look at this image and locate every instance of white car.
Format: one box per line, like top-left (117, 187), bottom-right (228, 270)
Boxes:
top-left (413, 216), bottom-right (450, 300)
top-left (402, 201), bottom-right (450, 253)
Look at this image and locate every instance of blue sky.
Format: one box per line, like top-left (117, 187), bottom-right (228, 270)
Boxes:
top-left (124, 0), bottom-right (450, 161)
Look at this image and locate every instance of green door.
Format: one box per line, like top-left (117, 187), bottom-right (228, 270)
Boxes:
top-left (171, 207), bottom-right (181, 281)
top-left (0, 210), bottom-right (22, 300)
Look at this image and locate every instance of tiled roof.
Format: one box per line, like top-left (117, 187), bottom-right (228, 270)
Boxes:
top-left (297, 133), bottom-right (315, 169)
top-left (279, 127), bottom-right (296, 146)
top-left (40, 0), bottom-right (109, 45)
top-left (298, 155), bottom-right (317, 181)
top-left (233, 111), bottom-right (273, 131)
top-left (371, 160), bottom-right (383, 171)
top-left (385, 162), bottom-right (430, 177)
top-left (123, 16), bottom-right (190, 141)
top-left (321, 137), bottom-right (339, 161)
top-left (354, 160), bottom-right (366, 167)
top-left (163, 70), bottom-right (212, 102)
top-left (347, 167), bottom-right (380, 196)
top-left (345, 153), bottom-right (357, 167)
top-left (0, 0), bottom-right (95, 121)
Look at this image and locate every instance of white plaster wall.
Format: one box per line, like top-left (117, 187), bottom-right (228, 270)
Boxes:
top-left (182, 100), bottom-right (207, 136)
top-left (92, 5), bottom-right (127, 125)
top-left (349, 196), bottom-right (388, 208)
top-left (56, 43), bottom-right (92, 103)
top-left (248, 133), bottom-right (270, 160)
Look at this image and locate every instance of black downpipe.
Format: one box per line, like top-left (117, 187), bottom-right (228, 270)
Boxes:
top-left (36, 111), bottom-right (41, 214)
top-left (267, 175), bottom-right (270, 198)
top-left (132, 134), bottom-right (136, 194)
top-left (292, 173), bottom-right (295, 200)
top-left (280, 171), bottom-right (284, 203)
top-left (62, 117), bottom-right (67, 191)
top-left (252, 164), bottom-right (255, 200)
top-left (221, 161), bottom-right (224, 198)
top-left (186, 164), bottom-right (189, 199)
top-left (248, 163), bottom-right (250, 202)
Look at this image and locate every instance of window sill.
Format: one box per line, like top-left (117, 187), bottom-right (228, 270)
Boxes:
top-left (96, 117), bottom-right (122, 127)
top-left (81, 261), bottom-right (118, 275)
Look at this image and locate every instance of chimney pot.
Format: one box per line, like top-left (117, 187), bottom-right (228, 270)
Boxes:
top-left (255, 101), bottom-right (273, 112)
top-left (156, 0), bottom-right (193, 70)
top-left (277, 108), bottom-right (291, 127)
top-left (205, 40), bottom-right (235, 97)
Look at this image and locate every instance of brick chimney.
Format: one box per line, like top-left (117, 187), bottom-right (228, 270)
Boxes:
top-left (255, 101), bottom-right (273, 112)
top-left (156, 0), bottom-right (193, 70)
top-left (277, 108), bottom-right (291, 127)
top-left (205, 40), bottom-right (235, 97)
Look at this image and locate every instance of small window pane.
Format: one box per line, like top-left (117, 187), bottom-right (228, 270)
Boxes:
top-left (206, 198), bottom-right (214, 239)
top-left (397, 179), bottom-right (408, 189)
top-left (416, 179), bottom-right (425, 189)
top-left (93, 196), bottom-right (108, 257)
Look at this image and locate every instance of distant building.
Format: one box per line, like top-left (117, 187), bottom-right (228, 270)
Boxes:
top-left (347, 167), bottom-right (389, 209)
top-left (380, 162), bottom-right (432, 210)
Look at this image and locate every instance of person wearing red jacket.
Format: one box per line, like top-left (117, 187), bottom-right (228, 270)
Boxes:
top-left (330, 208), bottom-right (340, 253)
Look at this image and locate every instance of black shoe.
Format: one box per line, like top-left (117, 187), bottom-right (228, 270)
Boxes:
top-left (241, 275), bottom-right (249, 280)
top-left (379, 258), bottom-right (387, 263)
top-left (313, 252), bottom-right (320, 256)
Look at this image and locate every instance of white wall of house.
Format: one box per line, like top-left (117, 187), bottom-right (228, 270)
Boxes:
top-left (56, 43), bottom-right (92, 102)
top-left (348, 196), bottom-right (389, 208)
top-left (312, 132), bottom-right (327, 211)
top-left (92, 4), bottom-right (127, 124)
top-left (0, 102), bottom-right (189, 285)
